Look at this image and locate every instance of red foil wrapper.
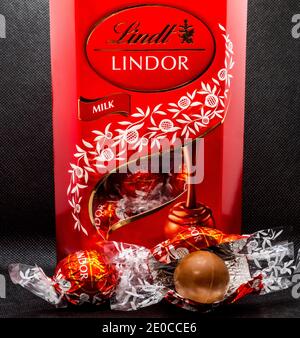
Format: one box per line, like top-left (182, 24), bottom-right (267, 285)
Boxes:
top-left (9, 250), bottom-right (118, 307)
top-left (151, 226), bottom-right (245, 264)
top-left (53, 250), bottom-right (118, 305)
top-left (92, 167), bottom-right (187, 241)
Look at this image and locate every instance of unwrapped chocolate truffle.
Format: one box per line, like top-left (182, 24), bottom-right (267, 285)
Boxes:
top-left (108, 227), bottom-right (297, 312)
top-left (174, 251), bottom-right (230, 304)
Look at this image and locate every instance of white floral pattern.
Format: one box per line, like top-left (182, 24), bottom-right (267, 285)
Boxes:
top-left (9, 264), bottom-right (62, 306)
top-left (165, 229), bottom-right (297, 311)
top-left (67, 24), bottom-right (235, 235)
top-left (244, 229), bottom-right (295, 294)
top-left (109, 243), bottom-right (168, 311)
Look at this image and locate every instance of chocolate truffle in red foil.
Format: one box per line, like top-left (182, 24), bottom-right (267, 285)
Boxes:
top-left (174, 251), bottom-right (229, 304)
top-left (53, 250), bottom-right (118, 305)
top-left (120, 172), bottom-right (163, 197)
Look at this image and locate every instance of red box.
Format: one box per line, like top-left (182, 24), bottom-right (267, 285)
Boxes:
top-left (50, 0), bottom-right (248, 261)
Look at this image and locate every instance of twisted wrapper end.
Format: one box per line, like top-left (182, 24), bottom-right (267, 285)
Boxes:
top-left (9, 263), bottom-right (66, 307)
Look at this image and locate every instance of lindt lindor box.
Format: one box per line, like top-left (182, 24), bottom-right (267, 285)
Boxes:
top-left (50, 0), bottom-right (248, 261)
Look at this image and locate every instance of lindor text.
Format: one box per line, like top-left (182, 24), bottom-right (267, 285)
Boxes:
top-left (112, 55), bottom-right (189, 71)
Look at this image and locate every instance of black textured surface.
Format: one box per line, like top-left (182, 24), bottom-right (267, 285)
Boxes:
top-left (0, 1), bottom-right (54, 236)
top-left (0, 0), bottom-right (299, 318)
top-left (243, 0), bottom-right (300, 235)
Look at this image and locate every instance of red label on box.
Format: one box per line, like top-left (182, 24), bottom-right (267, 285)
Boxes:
top-left (86, 5), bottom-right (216, 92)
top-left (79, 94), bottom-right (131, 121)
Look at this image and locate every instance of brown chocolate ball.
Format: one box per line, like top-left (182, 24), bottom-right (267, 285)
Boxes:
top-left (174, 251), bottom-right (229, 304)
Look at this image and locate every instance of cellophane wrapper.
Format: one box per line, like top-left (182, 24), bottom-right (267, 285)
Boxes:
top-left (9, 264), bottom-right (65, 306)
top-left (8, 227), bottom-right (296, 312)
top-left (107, 227), bottom-right (296, 312)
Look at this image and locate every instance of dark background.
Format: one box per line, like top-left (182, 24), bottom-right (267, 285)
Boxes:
top-left (0, 0), bottom-right (299, 318)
